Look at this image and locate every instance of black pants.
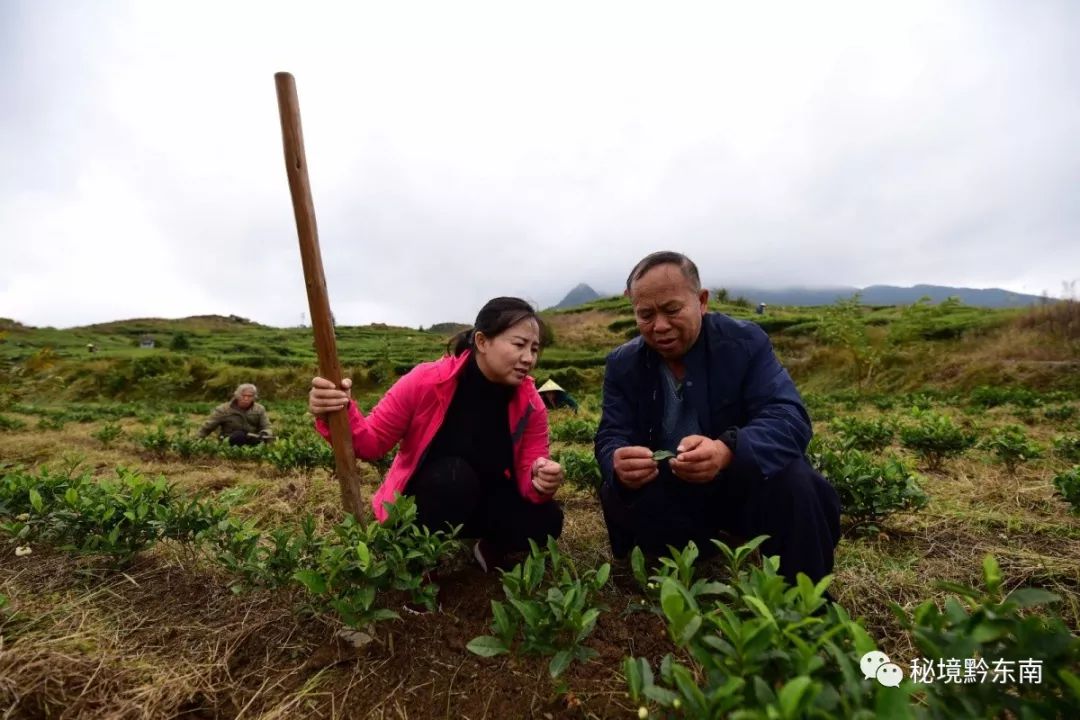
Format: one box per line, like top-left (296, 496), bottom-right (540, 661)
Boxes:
top-left (227, 431), bottom-right (265, 447)
top-left (405, 456), bottom-right (564, 553)
top-left (599, 456), bottom-right (841, 584)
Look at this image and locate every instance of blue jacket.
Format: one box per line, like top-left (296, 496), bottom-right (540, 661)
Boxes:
top-left (595, 312), bottom-right (812, 488)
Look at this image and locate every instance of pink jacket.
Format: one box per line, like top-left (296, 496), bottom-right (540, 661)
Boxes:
top-left (315, 350), bottom-right (553, 522)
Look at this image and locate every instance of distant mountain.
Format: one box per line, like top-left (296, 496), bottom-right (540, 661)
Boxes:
top-left (713, 284), bottom-right (1046, 308)
top-left (859, 285), bottom-right (1045, 308)
top-left (550, 284), bottom-right (602, 310)
top-left (72, 315), bottom-right (265, 333)
top-left (427, 322), bottom-right (471, 336)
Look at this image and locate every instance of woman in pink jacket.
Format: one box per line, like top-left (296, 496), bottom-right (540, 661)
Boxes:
top-left (309, 297), bottom-right (565, 570)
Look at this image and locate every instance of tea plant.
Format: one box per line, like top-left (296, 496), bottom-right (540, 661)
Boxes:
top-left (292, 496), bottom-right (460, 628)
top-left (162, 493), bottom-right (234, 545)
top-left (969, 386), bottom-right (1044, 409)
top-left (91, 422), bottom-right (124, 448)
top-left (0, 466), bottom-right (182, 565)
top-left (1044, 405), bottom-right (1076, 423)
top-left (262, 435), bottom-right (333, 472)
top-left (629, 539), bottom-right (737, 615)
top-left (899, 410), bottom-right (976, 470)
top-left (134, 426), bottom-right (326, 471)
top-left (809, 439), bottom-right (927, 534)
top-left (980, 425), bottom-right (1043, 472)
top-left (1052, 435), bottom-right (1080, 463)
top-left (899, 391), bottom-right (940, 412)
top-left (210, 515), bottom-right (325, 591)
top-left (549, 417), bottom-right (598, 444)
top-left (50, 470), bottom-right (181, 563)
top-left (872, 395), bottom-right (898, 411)
top-left (553, 447), bottom-right (602, 490)
top-left (807, 401), bottom-right (837, 423)
top-left (0, 414), bottom-right (26, 432)
top-left (895, 555), bottom-right (1080, 718)
top-left (624, 538), bottom-right (893, 719)
top-left (1052, 466), bottom-right (1080, 514)
top-left (0, 464), bottom-right (81, 521)
top-left (37, 415), bottom-right (67, 431)
top-left (468, 537), bottom-right (610, 678)
top-left (829, 416), bottom-right (896, 452)
top-left (136, 424), bottom-right (172, 454)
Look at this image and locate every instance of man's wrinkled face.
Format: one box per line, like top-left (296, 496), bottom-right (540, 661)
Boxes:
top-left (236, 390), bottom-right (256, 410)
top-left (629, 264), bottom-right (709, 361)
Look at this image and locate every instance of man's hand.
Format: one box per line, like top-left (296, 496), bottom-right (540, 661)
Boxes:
top-left (613, 446), bottom-right (659, 490)
top-left (670, 435), bottom-right (732, 483)
top-left (309, 376), bottom-right (352, 417)
top-left (531, 457), bottom-right (565, 496)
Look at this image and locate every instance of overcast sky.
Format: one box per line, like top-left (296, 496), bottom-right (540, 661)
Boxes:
top-left (2, 1), bottom-right (1078, 329)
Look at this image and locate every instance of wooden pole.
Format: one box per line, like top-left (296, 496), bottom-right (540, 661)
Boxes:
top-left (274, 71), bottom-right (365, 519)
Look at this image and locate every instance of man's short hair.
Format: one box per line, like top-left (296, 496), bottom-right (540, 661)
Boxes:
top-left (234, 383), bottom-right (258, 399)
top-left (625, 251), bottom-right (702, 295)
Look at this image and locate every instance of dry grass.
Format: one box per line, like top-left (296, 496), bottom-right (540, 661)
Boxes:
top-left (544, 311), bottom-right (625, 349)
top-left (1015, 299), bottom-right (1080, 343)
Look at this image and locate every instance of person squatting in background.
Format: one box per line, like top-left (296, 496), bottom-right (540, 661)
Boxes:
top-left (198, 383), bottom-right (274, 446)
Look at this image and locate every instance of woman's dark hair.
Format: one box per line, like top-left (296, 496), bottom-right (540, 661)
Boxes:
top-left (448, 297), bottom-right (550, 356)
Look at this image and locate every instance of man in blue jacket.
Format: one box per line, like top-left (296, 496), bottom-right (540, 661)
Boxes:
top-left (595, 251), bottom-right (840, 583)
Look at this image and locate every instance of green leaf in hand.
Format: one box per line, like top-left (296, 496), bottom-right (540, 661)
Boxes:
top-left (652, 450), bottom-right (676, 462)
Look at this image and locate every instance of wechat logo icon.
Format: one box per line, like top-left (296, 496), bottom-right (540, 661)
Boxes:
top-left (861, 651), bottom-right (903, 688)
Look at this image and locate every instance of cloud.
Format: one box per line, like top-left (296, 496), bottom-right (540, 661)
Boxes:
top-left (2, 0), bottom-right (1078, 328)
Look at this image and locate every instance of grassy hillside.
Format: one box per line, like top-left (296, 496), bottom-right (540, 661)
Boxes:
top-left (1, 297), bottom-right (1076, 406)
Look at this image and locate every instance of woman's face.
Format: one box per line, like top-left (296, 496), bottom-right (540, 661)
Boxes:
top-left (474, 317), bottom-right (541, 386)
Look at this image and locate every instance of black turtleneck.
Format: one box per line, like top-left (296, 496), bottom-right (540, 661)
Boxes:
top-left (419, 353), bottom-right (514, 483)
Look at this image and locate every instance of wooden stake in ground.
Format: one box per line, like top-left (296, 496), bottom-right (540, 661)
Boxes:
top-left (274, 71), bottom-right (365, 519)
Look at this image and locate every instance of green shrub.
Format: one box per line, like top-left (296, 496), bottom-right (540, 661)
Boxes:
top-left (0, 414), bottom-right (26, 432)
top-left (0, 467), bottom-right (180, 565)
top-left (262, 436), bottom-right (333, 472)
top-left (468, 537), bottom-right (610, 678)
top-left (136, 424), bottom-right (172, 454)
top-left (0, 464), bottom-right (84, 526)
top-left (872, 395), bottom-right (898, 411)
top-left (290, 496), bottom-right (460, 628)
top-left (552, 447), bottom-right (602, 490)
top-left (91, 422), bottom-right (124, 448)
top-left (829, 416), bottom-right (896, 452)
top-left (901, 392), bottom-right (940, 412)
top-left (169, 332), bottom-right (192, 351)
top-left (1052, 435), bottom-right (1080, 463)
top-left (549, 417), bottom-right (597, 444)
top-left (630, 540), bottom-right (741, 617)
top-left (899, 411), bottom-right (976, 470)
top-left (212, 515), bottom-right (325, 592)
top-left (37, 415), bottom-right (67, 431)
top-left (980, 425), bottom-right (1044, 472)
top-left (895, 555), bottom-right (1080, 718)
top-left (1044, 405), bottom-right (1077, 423)
top-left (969, 386), bottom-right (1044, 409)
top-left (624, 538), bottom-right (889, 719)
top-left (1052, 467), bottom-right (1080, 514)
top-left (809, 439), bottom-right (927, 534)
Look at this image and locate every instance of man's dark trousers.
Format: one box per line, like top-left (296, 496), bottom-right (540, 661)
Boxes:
top-left (599, 456), bottom-right (841, 584)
